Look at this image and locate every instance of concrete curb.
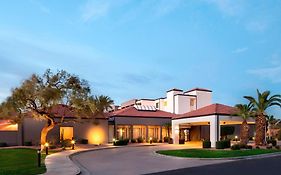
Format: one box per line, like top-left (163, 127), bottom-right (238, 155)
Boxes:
top-left (154, 150), bottom-right (281, 160)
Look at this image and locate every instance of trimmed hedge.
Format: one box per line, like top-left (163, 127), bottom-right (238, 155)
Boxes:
top-left (179, 139), bottom-right (185, 144)
top-left (231, 144), bottom-right (241, 150)
top-left (80, 139), bottom-right (88, 144)
top-left (0, 142), bottom-right (7, 147)
top-left (137, 137), bottom-right (144, 143)
top-left (267, 139), bottom-right (277, 146)
top-left (164, 137), bottom-right (170, 143)
top-left (168, 138), bottom-right (173, 144)
top-left (113, 139), bottom-right (129, 146)
top-left (61, 139), bottom-right (72, 148)
top-left (24, 141), bottom-right (32, 146)
top-left (202, 140), bottom-right (211, 148)
top-left (216, 140), bottom-right (231, 149)
top-left (131, 139), bottom-right (137, 143)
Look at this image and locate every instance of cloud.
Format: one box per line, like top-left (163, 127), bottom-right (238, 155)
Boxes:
top-left (232, 47), bottom-right (248, 54)
top-left (81, 0), bottom-right (111, 22)
top-left (248, 65), bottom-right (281, 83)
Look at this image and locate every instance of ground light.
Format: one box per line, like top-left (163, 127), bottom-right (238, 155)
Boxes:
top-left (37, 149), bottom-right (41, 167)
top-left (71, 140), bottom-right (75, 150)
top-left (44, 142), bottom-right (49, 155)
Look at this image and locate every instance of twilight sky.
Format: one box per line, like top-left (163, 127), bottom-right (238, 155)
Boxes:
top-left (0, 0), bottom-right (281, 117)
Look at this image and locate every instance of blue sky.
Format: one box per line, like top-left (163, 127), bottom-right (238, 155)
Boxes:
top-left (0, 0), bottom-right (281, 117)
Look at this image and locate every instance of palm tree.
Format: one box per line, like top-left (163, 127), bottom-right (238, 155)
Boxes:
top-left (244, 90), bottom-right (281, 145)
top-left (266, 115), bottom-right (276, 139)
top-left (85, 95), bottom-right (114, 124)
top-left (234, 103), bottom-right (253, 145)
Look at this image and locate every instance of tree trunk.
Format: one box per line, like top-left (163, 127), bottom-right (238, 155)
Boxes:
top-left (240, 120), bottom-right (249, 145)
top-left (255, 114), bottom-right (266, 146)
top-left (40, 118), bottom-right (55, 150)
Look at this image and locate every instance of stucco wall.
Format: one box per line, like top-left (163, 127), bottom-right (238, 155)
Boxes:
top-left (0, 131), bottom-right (19, 146)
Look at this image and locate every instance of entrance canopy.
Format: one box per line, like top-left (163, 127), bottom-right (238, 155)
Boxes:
top-left (172, 103), bottom-right (255, 147)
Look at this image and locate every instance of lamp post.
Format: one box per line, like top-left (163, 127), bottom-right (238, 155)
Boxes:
top-left (44, 142), bottom-right (49, 155)
top-left (235, 136), bottom-right (238, 143)
top-left (71, 140), bottom-right (75, 150)
top-left (37, 149), bottom-right (41, 167)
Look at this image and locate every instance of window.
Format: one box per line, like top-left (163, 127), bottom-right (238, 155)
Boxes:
top-left (156, 102), bottom-right (159, 108)
top-left (0, 120), bottom-right (18, 131)
top-left (60, 127), bottom-right (73, 140)
top-left (190, 99), bottom-right (195, 106)
top-left (163, 101), bottom-right (167, 106)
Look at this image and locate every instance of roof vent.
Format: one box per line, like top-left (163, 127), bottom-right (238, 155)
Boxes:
top-left (134, 105), bottom-right (157, 111)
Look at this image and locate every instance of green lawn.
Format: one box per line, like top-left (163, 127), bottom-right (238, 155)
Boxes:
top-left (157, 149), bottom-right (281, 158)
top-left (0, 148), bottom-right (47, 175)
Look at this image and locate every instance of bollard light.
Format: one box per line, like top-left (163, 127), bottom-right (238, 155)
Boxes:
top-left (37, 149), bottom-right (41, 167)
top-left (149, 137), bottom-right (152, 144)
top-left (44, 142), bottom-right (49, 155)
top-left (71, 140), bottom-right (75, 150)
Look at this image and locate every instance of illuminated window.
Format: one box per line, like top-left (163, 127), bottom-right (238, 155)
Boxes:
top-left (0, 120), bottom-right (18, 131)
top-left (60, 127), bottom-right (73, 140)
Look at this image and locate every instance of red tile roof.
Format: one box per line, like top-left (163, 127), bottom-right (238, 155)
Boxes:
top-left (174, 103), bottom-right (237, 119)
top-left (108, 106), bottom-right (176, 118)
top-left (185, 88), bottom-right (212, 93)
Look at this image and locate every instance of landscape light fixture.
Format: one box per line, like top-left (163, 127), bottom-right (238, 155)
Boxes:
top-left (44, 142), bottom-right (49, 155)
top-left (149, 137), bottom-right (152, 144)
top-left (71, 140), bottom-right (75, 150)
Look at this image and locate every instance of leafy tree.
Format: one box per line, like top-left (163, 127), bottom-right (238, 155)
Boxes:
top-left (234, 103), bottom-right (254, 144)
top-left (244, 90), bottom-right (281, 145)
top-left (0, 69), bottom-right (110, 149)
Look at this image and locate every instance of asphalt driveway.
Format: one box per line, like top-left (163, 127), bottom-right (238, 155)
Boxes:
top-left (71, 144), bottom-right (231, 175)
top-left (150, 154), bottom-right (281, 175)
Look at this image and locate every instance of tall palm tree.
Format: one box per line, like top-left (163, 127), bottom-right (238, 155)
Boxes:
top-left (244, 90), bottom-right (281, 145)
top-left (266, 115), bottom-right (276, 139)
top-left (93, 95), bottom-right (114, 117)
top-left (234, 103), bottom-right (253, 145)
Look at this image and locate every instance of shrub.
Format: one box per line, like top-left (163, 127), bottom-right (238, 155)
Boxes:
top-left (80, 139), bottom-right (88, 144)
top-left (49, 145), bottom-right (57, 149)
top-left (256, 146), bottom-right (260, 149)
top-left (231, 144), bottom-right (241, 150)
top-left (275, 145), bottom-right (280, 150)
top-left (163, 137), bottom-right (170, 143)
top-left (24, 141), bottom-right (32, 146)
top-left (137, 137), bottom-right (144, 143)
top-left (113, 139), bottom-right (129, 146)
top-left (203, 140), bottom-right (211, 148)
top-left (216, 140), bottom-right (230, 149)
top-left (152, 138), bottom-right (158, 143)
top-left (216, 141), bottom-right (225, 149)
top-left (266, 145), bottom-right (273, 149)
top-left (0, 142), bottom-right (7, 147)
top-left (267, 139), bottom-right (277, 146)
top-left (158, 140), bottom-right (163, 143)
top-left (246, 145), bottom-right (253, 149)
top-left (131, 139), bottom-right (137, 143)
top-left (239, 144), bottom-right (247, 149)
top-left (178, 139), bottom-right (185, 144)
top-left (61, 139), bottom-right (72, 148)
top-left (168, 138), bottom-right (173, 144)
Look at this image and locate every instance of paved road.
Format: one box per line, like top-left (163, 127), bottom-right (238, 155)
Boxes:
top-left (71, 145), bottom-right (230, 175)
top-left (150, 155), bottom-right (281, 175)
